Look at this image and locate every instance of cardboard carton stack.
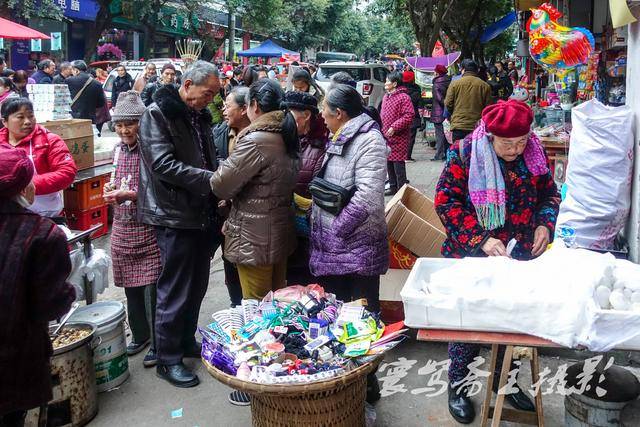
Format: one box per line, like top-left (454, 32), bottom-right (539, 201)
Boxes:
top-left (40, 119), bottom-right (95, 170)
top-left (381, 185), bottom-right (446, 322)
top-left (27, 84), bottom-right (73, 122)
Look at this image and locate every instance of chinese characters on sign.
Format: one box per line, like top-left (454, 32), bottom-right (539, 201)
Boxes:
top-left (378, 355), bottom-right (615, 398)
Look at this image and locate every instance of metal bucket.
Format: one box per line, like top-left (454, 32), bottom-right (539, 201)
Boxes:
top-left (565, 393), bottom-right (629, 427)
top-left (70, 301), bottom-right (129, 392)
top-left (44, 321), bottom-right (99, 426)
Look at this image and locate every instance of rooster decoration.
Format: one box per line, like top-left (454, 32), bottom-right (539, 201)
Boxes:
top-left (527, 3), bottom-right (594, 72)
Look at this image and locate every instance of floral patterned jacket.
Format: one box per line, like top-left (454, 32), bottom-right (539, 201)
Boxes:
top-left (434, 139), bottom-right (560, 260)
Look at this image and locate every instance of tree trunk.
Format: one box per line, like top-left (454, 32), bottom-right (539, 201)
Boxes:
top-left (84, 4), bottom-right (111, 62)
top-left (405, 0), bottom-right (453, 56)
top-left (227, 11), bottom-right (236, 62)
top-left (143, 25), bottom-right (156, 59)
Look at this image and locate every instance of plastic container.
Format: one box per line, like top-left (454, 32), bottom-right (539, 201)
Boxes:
top-left (400, 258), bottom-right (515, 332)
top-left (70, 301), bottom-right (130, 392)
top-left (66, 205), bottom-right (109, 238)
top-left (64, 173), bottom-right (110, 211)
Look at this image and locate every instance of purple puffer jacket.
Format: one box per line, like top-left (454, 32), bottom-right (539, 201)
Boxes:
top-left (309, 113), bottom-right (390, 277)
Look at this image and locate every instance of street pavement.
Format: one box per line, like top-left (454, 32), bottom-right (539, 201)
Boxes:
top-left (88, 136), bottom-right (632, 426)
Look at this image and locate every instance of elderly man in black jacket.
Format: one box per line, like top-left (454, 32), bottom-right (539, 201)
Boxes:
top-left (66, 60), bottom-right (106, 123)
top-left (138, 60), bottom-right (221, 388)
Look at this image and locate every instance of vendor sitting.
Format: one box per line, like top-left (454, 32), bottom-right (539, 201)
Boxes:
top-left (434, 99), bottom-right (560, 424)
top-left (0, 98), bottom-right (77, 218)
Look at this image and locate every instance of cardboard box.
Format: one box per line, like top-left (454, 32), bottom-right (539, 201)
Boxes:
top-left (380, 240), bottom-right (416, 323)
top-left (40, 119), bottom-right (94, 170)
top-left (385, 185), bottom-right (446, 258)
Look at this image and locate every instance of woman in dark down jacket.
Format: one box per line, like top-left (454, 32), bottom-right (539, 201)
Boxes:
top-left (282, 91), bottom-right (328, 285)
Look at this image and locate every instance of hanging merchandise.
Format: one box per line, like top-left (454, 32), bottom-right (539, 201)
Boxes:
top-left (50, 32), bottom-right (62, 51)
top-left (0, 38), bottom-right (4, 50)
top-left (527, 3), bottom-right (594, 73)
top-left (201, 284), bottom-right (407, 384)
top-left (31, 39), bottom-right (42, 52)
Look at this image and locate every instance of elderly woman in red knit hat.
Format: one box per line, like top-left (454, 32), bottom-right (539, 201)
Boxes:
top-left (434, 99), bottom-right (560, 424)
top-left (0, 148), bottom-right (76, 426)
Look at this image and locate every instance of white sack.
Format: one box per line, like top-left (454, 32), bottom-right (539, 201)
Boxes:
top-left (557, 99), bottom-right (634, 250)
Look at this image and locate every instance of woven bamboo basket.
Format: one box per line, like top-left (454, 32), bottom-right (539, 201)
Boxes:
top-left (204, 358), bottom-right (380, 427)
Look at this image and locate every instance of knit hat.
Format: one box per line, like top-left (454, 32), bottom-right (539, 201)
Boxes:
top-left (0, 148), bottom-right (34, 199)
top-left (112, 90), bottom-right (146, 122)
top-left (435, 64), bottom-right (448, 75)
top-left (402, 70), bottom-right (415, 83)
top-left (161, 63), bottom-right (175, 73)
top-left (283, 91), bottom-right (318, 114)
top-left (482, 99), bottom-right (533, 138)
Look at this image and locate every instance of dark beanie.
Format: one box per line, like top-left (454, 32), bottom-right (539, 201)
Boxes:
top-left (283, 91), bottom-right (318, 114)
top-left (161, 63), bottom-right (176, 73)
top-left (0, 148), bottom-right (35, 199)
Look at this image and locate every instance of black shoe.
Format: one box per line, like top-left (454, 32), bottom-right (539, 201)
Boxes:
top-left (448, 384), bottom-right (475, 424)
top-left (126, 339), bottom-right (150, 356)
top-left (183, 341), bottom-right (202, 358)
top-left (143, 348), bottom-right (157, 368)
top-left (156, 363), bottom-right (199, 388)
top-left (366, 373), bottom-right (381, 404)
top-left (504, 388), bottom-right (535, 412)
top-left (228, 390), bottom-right (251, 406)
top-left (384, 188), bottom-right (397, 196)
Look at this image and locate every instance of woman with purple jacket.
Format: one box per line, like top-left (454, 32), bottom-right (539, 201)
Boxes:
top-left (311, 84), bottom-right (389, 311)
top-left (311, 83), bottom-right (389, 403)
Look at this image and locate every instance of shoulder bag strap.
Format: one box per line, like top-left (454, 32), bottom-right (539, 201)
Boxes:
top-left (71, 76), bottom-right (94, 107)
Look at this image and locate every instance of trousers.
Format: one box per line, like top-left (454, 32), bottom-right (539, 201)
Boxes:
top-left (236, 260), bottom-right (287, 300)
top-left (448, 342), bottom-right (516, 389)
top-left (387, 161), bottom-right (408, 191)
top-left (124, 284), bottom-right (156, 348)
top-left (153, 226), bottom-right (220, 364)
top-left (318, 274), bottom-right (381, 313)
top-left (434, 122), bottom-right (448, 160)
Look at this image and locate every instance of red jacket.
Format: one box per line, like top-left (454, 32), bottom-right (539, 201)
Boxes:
top-left (380, 86), bottom-right (416, 161)
top-left (0, 124), bottom-right (77, 195)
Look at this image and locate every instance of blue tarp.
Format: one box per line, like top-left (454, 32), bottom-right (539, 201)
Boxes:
top-left (237, 39), bottom-right (298, 58)
top-left (480, 11), bottom-right (517, 44)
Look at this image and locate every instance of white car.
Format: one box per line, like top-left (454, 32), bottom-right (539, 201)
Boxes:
top-left (315, 62), bottom-right (390, 109)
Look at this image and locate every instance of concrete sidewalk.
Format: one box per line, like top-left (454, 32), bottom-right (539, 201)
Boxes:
top-left (87, 139), bottom-right (619, 426)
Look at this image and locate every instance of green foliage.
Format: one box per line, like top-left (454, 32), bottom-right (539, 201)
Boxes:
top-left (0, 0), bottom-right (64, 20)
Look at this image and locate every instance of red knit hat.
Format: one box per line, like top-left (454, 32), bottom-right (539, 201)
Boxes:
top-left (402, 70), bottom-right (415, 83)
top-left (435, 64), bottom-right (448, 75)
top-left (0, 147), bottom-right (34, 199)
top-left (482, 99), bottom-right (533, 138)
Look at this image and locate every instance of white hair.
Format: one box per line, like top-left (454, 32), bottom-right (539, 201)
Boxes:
top-left (182, 61), bottom-right (219, 86)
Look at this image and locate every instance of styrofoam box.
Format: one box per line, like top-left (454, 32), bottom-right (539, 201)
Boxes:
top-left (400, 257), bottom-right (516, 333)
top-left (589, 308), bottom-right (640, 350)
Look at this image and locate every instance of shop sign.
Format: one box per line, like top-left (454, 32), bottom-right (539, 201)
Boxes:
top-left (58, 0), bottom-right (100, 21)
top-left (111, 0), bottom-right (199, 37)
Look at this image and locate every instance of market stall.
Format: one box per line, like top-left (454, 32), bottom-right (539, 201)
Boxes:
top-left (202, 285), bottom-right (405, 426)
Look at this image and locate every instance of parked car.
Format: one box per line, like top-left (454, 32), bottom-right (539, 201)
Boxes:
top-left (316, 51), bottom-right (358, 63)
top-left (315, 61), bottom-right (389, 109)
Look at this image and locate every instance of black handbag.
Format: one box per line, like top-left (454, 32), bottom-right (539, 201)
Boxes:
top-left (308, 154), bottom-right (356, 216)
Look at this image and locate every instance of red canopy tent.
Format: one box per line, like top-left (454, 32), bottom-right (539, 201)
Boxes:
top-left (0, 17), bottom-right (50, 40)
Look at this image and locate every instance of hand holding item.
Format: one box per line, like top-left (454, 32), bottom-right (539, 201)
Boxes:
top-left (531, 226), bottom-right (550, 257)
top-left (482, 237), bottom-right (508, 257)
top-left (103, 189), bottom-right (135, 205)
top-left (386, 127), bottom-right (395, 137)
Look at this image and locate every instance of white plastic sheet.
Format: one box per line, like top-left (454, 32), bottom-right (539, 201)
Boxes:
top-left (406, 249), bottom-right (640, 351)
top-left (557, 99), bottom-right (634, 249)
top-left (67, 246), bottom-right (110, 301)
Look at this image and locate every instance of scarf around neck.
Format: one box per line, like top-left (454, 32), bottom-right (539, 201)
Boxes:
top-left (468, 120), bottom-right (548, 230)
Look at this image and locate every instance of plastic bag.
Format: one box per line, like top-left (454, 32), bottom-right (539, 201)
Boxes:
top-left (67, 246), bottom-right (110, 301)
top-left (557, 99), bottom-right (634, 249)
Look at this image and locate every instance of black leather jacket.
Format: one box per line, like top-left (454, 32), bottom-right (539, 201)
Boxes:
top-left (137, 85), bottom-right (218, 229)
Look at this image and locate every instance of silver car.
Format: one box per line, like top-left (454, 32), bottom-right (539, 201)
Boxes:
top-left (315, 62), bottom-right (390, 109)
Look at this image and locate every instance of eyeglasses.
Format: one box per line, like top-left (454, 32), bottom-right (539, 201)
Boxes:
top-left (490, 134), bottom-right (528, 149)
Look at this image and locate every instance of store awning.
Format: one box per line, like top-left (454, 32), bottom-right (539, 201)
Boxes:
top-left (237, 39), bottom-right (297, 58)
top-left (405, 52), bottom-right (462, 71)
top-left (0, 17), bottom-right (51, 40)
top-left (480, 11), bottom-right (517, 44)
